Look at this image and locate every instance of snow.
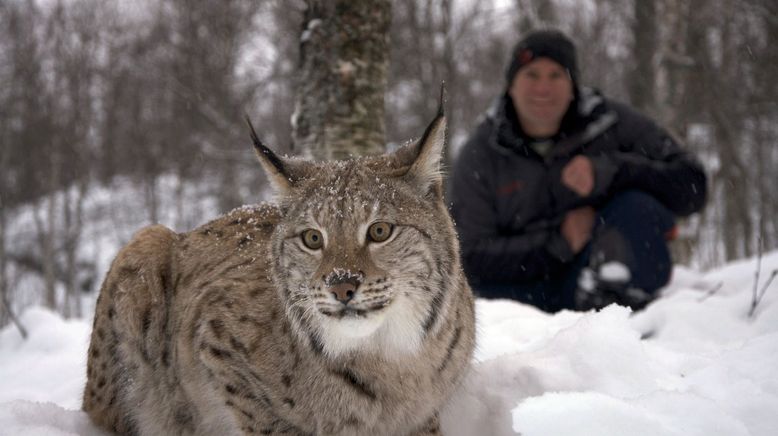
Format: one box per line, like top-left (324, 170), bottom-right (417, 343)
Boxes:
top-left (0, 309), bottom-right (104, 436)
top-left (599, 261), bottom-right (631, 282)
top-left (300, 18), bottom-right (322, 43)
top-left (2, 253), bottom-right (778, 435)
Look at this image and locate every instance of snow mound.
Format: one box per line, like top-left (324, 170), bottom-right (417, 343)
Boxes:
top-left (0, 401), bottom-right (107, 436)
top-left (2, 252), bottom-right (778, 435)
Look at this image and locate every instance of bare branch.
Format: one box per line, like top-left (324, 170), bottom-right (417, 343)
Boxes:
top-left (749, 235), bottom-right (763, 317)
top-left (697, 281), bottom-right (723, 302)
top-left (749, 269), bottom-right (777, 318)
top-left (0, 290), bottom-right (27, 340)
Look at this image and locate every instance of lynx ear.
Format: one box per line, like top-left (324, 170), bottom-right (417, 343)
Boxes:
top-left (397, 86), bottom-right (447, 195)
top-left (245, 115), bottom-right (309, 193)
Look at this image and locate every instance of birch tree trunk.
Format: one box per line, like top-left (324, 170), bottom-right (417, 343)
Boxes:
top-left (293, 0), bottom-right (390, 161)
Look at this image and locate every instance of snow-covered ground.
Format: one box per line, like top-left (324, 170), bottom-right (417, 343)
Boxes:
top-left (1, 252), bottom-right (777, 436)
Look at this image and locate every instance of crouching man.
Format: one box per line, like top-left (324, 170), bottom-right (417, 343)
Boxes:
top-left (451, 29), bottom-right (707, 312)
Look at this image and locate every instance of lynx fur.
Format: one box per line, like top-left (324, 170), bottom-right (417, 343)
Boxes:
top-left (82, 101), bottom-right (475, 435)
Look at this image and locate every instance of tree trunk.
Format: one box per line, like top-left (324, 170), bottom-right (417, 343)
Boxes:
top-left (33, 193), bottom-right (58, 310)
top-left (218, 164), bottom-right (243, 214)
top-left (628, 0), bottom-right (657, 116)
top-left (145, 175), bottom-right (159, 224)
top-left (63, 188), bottom-right (74, 319)
top-left (62, 180), bottom-right (87, 319)
top-left (440, 0), bottom-right (455, 172)
top-left (660, 0), bottom-right (696, 265)
top-left (0, 193), bottom-right (7, 327)
top-left (757, 0), bottom-right (778, 249)
top-left (707, 0), bottom-right (751, 261)
top-left (0, 91), bottom-right (9, 327)
top-left (40, 155), bottom-right (60, 310)
top-left (293, 0), bottom-right (390, 160)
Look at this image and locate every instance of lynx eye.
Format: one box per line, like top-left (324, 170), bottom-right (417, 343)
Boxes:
top-left (301, 229), bottom-right (324, 250)
top-left (367, 222), bottom-right (393, 243)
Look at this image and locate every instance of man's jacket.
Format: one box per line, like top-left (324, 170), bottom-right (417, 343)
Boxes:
top-left (449, 88), bottom-right (707, 286)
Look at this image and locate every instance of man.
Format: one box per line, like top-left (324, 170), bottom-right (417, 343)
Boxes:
top-left (450, 29), bottom-right (706, 312)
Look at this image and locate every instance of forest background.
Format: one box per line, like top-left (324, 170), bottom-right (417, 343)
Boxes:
top-left (1, 0), bottom-right (776, 324)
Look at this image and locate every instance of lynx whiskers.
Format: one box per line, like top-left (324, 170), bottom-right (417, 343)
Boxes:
top-left (83, 90), bottom-right (475, 436)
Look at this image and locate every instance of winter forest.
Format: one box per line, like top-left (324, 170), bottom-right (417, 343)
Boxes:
top-left (1, 0), bottom-right (776, 324)
top-left (1, 0), bottom-right (778, 434)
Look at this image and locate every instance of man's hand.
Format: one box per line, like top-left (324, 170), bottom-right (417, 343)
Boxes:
top-left (561, 206), bottom-right (595, 254)
top-left (562, 155), bottom-right (594, 197)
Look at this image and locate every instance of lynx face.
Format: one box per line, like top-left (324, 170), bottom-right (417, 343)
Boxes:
top-left (274, 166), bottom-right (445, 358)
top-left (248, 109), bottom-right (455, 360)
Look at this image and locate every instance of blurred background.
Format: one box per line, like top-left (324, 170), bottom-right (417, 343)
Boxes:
top-left (1, 0), bottom-right (776, 323)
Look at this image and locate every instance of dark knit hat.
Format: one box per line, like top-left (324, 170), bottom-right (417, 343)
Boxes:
top-left (505, 29), bottom-right (578, 86)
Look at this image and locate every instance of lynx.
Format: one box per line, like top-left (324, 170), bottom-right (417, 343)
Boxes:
top-left (83, 100), bottom-right (475, 435)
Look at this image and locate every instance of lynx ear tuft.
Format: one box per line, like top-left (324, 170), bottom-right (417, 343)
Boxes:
top-left (245, 115), bottom-right (307, 193)
top-left (403, 85), bottom-right (447, 195)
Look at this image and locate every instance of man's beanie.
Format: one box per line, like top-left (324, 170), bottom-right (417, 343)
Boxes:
top-left (505, 29), bottom-right (578, 86)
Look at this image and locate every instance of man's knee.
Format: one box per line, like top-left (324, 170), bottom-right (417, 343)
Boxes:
top-left (601, 190), bottom-right (674, 231)
top-left (593, 190), bottom-right (674, 292)
top-left (605, 189), bottom-right (664, 212)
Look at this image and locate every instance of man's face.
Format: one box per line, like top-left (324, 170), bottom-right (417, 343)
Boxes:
top-left (509, 57), bottom-right (574, 137)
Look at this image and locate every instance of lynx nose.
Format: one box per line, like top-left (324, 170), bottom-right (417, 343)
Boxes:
top-left (329, 281), bottom-right (357, 305)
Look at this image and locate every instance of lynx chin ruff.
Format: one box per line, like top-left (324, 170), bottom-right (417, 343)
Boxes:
top-left (83, 98), bottom-right (475, 435)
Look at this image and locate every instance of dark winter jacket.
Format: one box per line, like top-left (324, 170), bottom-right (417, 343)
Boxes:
top-left (450, 88), bottom-right (707, 286)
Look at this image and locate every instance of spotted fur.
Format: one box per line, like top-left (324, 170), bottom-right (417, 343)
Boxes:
top-left (83, 107), bottom-right (475, 435)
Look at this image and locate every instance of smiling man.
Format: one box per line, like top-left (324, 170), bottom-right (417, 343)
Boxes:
top-left (450, 29), bottom-right (707, 312)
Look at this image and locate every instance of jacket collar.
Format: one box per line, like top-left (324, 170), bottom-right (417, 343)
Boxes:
top-left (486, 87), bottom-right (617, 157)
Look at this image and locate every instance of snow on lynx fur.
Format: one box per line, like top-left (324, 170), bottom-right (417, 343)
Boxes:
top-left (83, 98), bottom-right (475, 435)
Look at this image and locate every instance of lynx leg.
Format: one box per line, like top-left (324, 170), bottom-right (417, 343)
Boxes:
top-left (83, 225), bottom-right (178, 434)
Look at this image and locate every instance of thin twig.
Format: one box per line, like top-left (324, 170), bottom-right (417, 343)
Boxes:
top-left (698, 281), bottom-right (723, 302)
top-left (749, 236), bottom-right (763, 318)
top-left (0, 292), bottom-right (27, 340)
top-left (749, 269), bottom-right (777, 318)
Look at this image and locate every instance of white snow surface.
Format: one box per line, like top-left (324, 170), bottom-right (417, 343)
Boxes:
top-left (2, 252), bottom-right (778, 436)
top-left (599, 261), bottom-right (631, 282)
